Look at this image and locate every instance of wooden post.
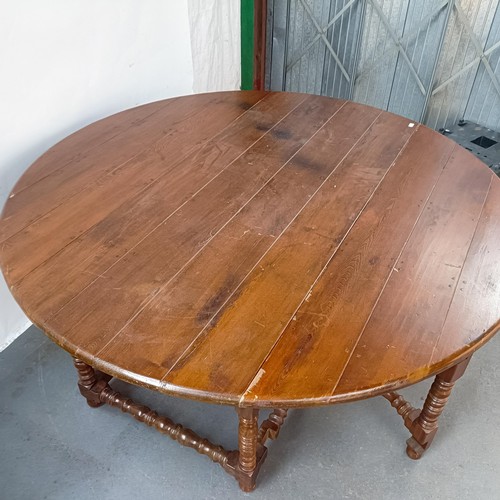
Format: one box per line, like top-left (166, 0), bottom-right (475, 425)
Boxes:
top-left (406, 357), bottom-right (471, 459)
top-left (73, 358), bottom-right (105, 408)
top-left (237, 407), bottom-right (260, 492)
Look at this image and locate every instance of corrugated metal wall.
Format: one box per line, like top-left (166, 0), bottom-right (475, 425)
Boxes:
top-left (266, 0), bottom-right (500, 131)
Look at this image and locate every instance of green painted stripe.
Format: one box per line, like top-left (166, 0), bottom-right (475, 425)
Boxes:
top-left (241, 0), bottom-right (254, 90)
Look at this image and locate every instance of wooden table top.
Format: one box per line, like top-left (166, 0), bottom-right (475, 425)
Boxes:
top-left (1, 91), bottom-right (499, 408)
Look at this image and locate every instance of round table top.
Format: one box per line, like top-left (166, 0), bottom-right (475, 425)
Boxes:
top-left (1, 91), bottom-right (499, 408)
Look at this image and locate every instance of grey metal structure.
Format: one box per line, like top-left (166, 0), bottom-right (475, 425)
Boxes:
top-left (445, 121), bottom-right (500, 175)
top-left (266, 0), bottom-right (500, 131)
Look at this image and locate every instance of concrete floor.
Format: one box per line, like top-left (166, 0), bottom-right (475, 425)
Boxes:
top-left (1, 326), bottom-right (499, 500)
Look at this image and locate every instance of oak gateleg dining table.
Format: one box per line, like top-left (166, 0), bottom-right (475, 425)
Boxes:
top-left (1, 91), bottom-right (499, 492)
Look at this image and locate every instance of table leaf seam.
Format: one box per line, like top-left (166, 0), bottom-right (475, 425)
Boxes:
top-left (329, 143), bottom-right (470, 397)
top-left (237, 122), bottom-right (422, 404)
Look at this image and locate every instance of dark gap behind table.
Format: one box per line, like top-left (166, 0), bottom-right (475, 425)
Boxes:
top-left (441, 121), bottom-right (500, 176)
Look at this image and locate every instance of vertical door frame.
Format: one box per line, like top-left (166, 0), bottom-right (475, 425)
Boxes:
top-left (241, 0), bottom-right (268, 90)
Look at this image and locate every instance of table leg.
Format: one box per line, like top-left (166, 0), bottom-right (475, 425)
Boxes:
top-left (258, 408), bottom-right (288, 443)
top-left (229, 407), bottom-right (288, 491)
top-left (72, 357), bottom-right (290, 492)
top-left (73, 358), bottom-right (235, 470)
top-left (236, 407), bottom-right (261, 492)
top-left (73, 358), bottom-right (111, 408)
top-left (383, 356), bottom-right (471, 459)
top-left (406, 357), bottom-right (470, 459)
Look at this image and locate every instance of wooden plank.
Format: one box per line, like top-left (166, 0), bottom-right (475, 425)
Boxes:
top-left (38, 95), bottom-right (343, 356)
top-left (0, 91), bottom-right (266, 244)
top-left (1, 92), bottom-right (293, 284)
top-left (95, 102), bottom-right (381, 383)
top-left (429, 177), bottom-right (500, 366)
top-left (238, 126), bottom-right (455, 405)
top-left (160, 112), bottom-right (416, 403)
top-left (332, 150), bottom-right (492, 397)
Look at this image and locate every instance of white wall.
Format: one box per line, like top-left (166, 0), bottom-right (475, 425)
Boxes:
top-left (0, 1), bottom-right (199, 350)
top-left (188, 0), bottom-right (241, 92)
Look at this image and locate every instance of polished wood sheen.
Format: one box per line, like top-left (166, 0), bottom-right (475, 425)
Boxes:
top-left (1, 92), bottom-right (499, 491)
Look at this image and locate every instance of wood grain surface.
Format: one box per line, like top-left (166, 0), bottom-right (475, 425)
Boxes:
top-left (1, 91), bottom-right (499, 408)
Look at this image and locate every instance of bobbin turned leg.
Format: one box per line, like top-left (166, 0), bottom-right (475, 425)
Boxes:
top-left (405, 357), bottom-right (470, 459)
top-left (71, 357), bottom-right (291, 491)
top-left (383, 357), bottom-right (471, 460)
top-left (235, 407), bottom-right (266, 492)
top-left (73, 358), bottom-right (111, 408)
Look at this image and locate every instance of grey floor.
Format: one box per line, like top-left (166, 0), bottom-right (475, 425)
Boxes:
top-left (1, 326), bottom-right (499, 500)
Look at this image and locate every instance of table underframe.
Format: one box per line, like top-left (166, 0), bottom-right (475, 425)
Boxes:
top-left (73, 356), bottom-right (470, 492)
